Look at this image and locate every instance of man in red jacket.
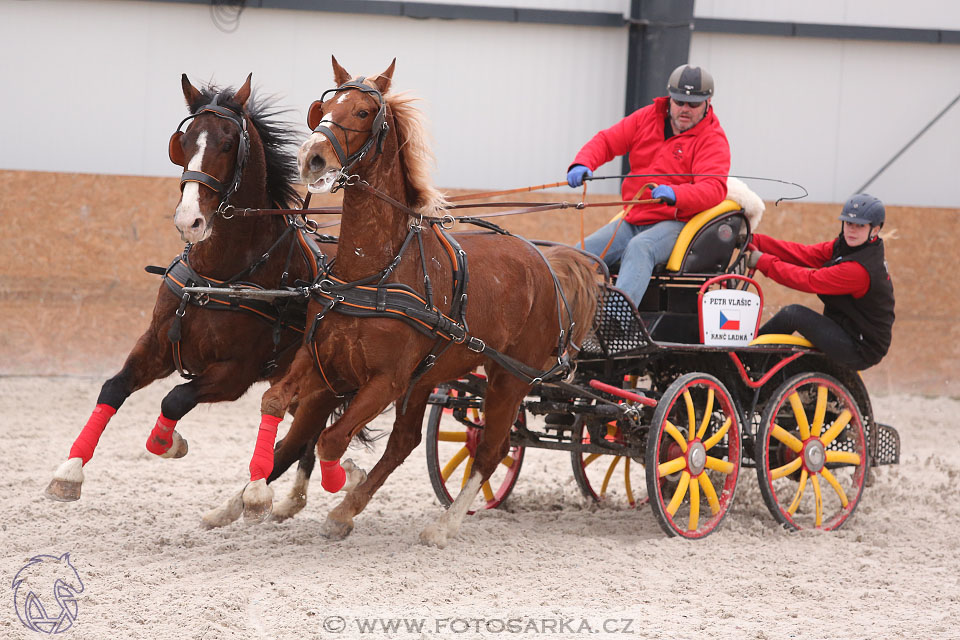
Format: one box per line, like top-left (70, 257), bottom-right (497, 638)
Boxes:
top-left (746, 193), bottom-right (895, 370)
top-left (567, 64), bottom-right (731, 305)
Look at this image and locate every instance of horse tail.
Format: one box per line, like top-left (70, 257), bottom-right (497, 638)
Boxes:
top-left (541, 245), bottom-right (604, 356)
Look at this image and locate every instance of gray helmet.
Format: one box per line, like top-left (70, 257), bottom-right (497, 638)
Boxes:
top-left (667, 64), bottom-right (714, 103)
top-left (839, 193), bottom-right (885, 226)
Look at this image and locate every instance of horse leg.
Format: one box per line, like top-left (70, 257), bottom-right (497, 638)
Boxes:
top-left (46, 331), bottom-right (171, 501)
top-left (322, 389), bottom-right (429, 540)
top-left (312, 377), bottom-right (401, 540)
top-left (420, 372), bottom-right (524, 548)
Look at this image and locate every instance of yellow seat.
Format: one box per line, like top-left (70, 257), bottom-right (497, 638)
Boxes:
top-left (665, 200), bottom-right (742, 271)
top-left (748, 334), bottom-right (815, 348)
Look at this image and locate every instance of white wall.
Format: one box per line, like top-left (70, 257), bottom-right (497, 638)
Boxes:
top-left (2, 0), bottom-right (958, 207)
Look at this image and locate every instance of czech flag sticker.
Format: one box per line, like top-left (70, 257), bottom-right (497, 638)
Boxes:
top-left (719, 310), bottom-right (740, 331)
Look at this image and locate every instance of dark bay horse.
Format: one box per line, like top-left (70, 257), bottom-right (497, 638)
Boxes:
top-left (45, 75), bottom-right (330, 517)
top-left (206, 58), bottom-right (602, 547)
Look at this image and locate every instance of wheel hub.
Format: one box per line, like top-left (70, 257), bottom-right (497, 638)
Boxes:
top-left (803, 439), bottom-right (826, 473)
top-left (687, 441), bottom-right (707, 476)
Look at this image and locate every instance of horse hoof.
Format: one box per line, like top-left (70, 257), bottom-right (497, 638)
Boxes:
top-left (201, 490), bottom-right (243, 529)
top-left (45, 458), bottom-right (84, 502)
top-left (242, 479), bottom-right (273, 524)
top-left (321, 516), bottom-right (354, 541)
top-left (45, 478), bottom-right (81, 502)
top-left (270, 493), bottom-right (306, 523)
top-left (160, 431), bottom-right (188, 459)
top-left (419, 524), bottom-right (449, 549)
top-left (341, 459), bottom-right (368, 492)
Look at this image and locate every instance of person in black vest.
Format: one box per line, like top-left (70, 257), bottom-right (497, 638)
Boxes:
top-left (744, 193), bottom-right (895, 370)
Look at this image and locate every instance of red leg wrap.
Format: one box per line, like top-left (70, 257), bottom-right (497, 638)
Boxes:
top-left (319, 459), bottom-right (346, 493)
top-left (249, 414), bottom-right (282, 482)
top-left (69, 404), bottom-right (117, 465)
top-left (145, 414), bottom-right (178, 455)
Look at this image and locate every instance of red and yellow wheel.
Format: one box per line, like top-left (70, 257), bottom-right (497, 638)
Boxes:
top-left (425, 385), bottom-right (525, 514)
top-left (756, 372), bottom-right (868, 531)
top-left (571, 419), bottom-right (647, 508)
top-left (645, 373), bottom-right (741, 538)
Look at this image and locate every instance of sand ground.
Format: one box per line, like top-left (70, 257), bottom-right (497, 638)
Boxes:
top-left (2, 375), bottom-right (958, 639)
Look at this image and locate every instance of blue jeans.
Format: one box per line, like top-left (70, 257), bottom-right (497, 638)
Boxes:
top-left (578, 218), bottom-right (685, 305)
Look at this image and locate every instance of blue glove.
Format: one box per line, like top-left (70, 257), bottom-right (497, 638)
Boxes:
top-left (652, 184), bottom-right (676, 205)
top-left (567, 165), bottom-right (592, 188)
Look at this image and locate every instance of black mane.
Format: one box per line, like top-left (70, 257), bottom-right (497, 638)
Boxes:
top-left (189, 84), bottom-right (302, 209)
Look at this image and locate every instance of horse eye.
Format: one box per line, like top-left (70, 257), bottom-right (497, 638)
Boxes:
top-left (357, 110), bottom-right (369, 118)
top-left (221, 141), bottom-right (233, 153)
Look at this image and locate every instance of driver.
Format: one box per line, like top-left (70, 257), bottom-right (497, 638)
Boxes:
top-left (746, 193), bottom-right (895, 370)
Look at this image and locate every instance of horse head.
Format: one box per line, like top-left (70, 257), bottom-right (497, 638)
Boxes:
top-left (299, 56), bottom-right (396, 193)
top-left (13, 553), bottom-right (85, 633)
top-left (169, 74), bottom-right (253, 243)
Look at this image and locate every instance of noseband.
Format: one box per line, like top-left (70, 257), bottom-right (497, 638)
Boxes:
top-left (307, 78), bottom-right (389, 174)
top-left (169, 93), bottom-right (250, 214)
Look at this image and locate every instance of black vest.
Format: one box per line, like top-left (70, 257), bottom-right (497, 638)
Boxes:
top-left (817, 236), bottom-right (895, 366)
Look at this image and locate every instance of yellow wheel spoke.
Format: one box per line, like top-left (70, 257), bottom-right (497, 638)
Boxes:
top-left (698, 473), bottom-right (720, 515)
top-left (659, 456), bottom-right (688, 478)
top-left (770, 424), bottom-right (803, 453)
top-left (820, 467), bottom-right (849, 507)
top-left (771, 456), bottom-right (803, 480)
top-left (600, 456), bottom-right (621, 496)
top-left (500, 455), bottom-right (515, 469)
top-left (696, 388), bottom-right (715, 440)
top-left (481, 480), bottom-right (495, 502)
top-left (470, 408), bottom-right (482, 423)
top-left (705, 456), bottom-right (735, 475)
top-left (825, 451), bottom-right (861, 466)
top-left (440, 447), bottom-right (469, 481)
top-left (688, 475), bottom-right (700, 531)
top-left (787, 468), bottom-right (808, 514)
top-left (811, 386), bottom-right (828, 438)
top-left (583, 453), bottom-right (602, 468)
top-left (684, 390), bottom-right (696, 441)
top-left (461, 456), bottom-right (474, 490)
top-left (812, 474), bottom-right (823, 527)
top-left (605, 422), bottom-right (618, 439)
top-left (624, 458), bottom-right (635, 507)
top-left (438, 430), bottom-right (468, 442)
top-left (789, 392), bottom-right (811, 440)
top-left (820, 410), bottom-right (852, 446)
top-left (664, 420), bottom-right (688, 453)
top-left (666, 471), bottom-right (690, 516)
top-left (702, 417), bottom-right (731, 451)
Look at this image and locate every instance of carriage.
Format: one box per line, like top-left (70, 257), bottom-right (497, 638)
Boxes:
top-left (423, 197), bottom-right (901, 539)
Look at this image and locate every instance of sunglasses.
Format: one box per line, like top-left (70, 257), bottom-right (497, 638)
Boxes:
top-left (672, 98), bottom-right (705, 109)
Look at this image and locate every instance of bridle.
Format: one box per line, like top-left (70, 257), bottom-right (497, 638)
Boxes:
top-left (168, 93), bottom-right (250, 215)
top-left (305, 78), bottom-right (389, 176)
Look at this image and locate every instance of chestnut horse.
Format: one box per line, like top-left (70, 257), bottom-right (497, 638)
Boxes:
top-left (45, 75), bottom-right (330, 515)
top-left (205, 58), bottom-right (602, 547)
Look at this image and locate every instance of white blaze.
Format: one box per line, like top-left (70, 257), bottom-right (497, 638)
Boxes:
top-left (174, 131), bottom-right (211, 243)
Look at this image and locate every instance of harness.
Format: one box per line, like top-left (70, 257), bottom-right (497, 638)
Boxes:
top-left (152, 216), bottom-right (334, 380)
top-left (306, 77), bottom-right (390, 174)
top-left (304, 183), bottom-right (578, 410)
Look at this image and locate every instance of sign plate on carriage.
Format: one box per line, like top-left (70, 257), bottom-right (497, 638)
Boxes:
top-left (700, 289), bottom-right (761, 346)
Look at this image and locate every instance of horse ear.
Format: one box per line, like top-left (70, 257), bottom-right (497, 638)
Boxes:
top-left (372, 58), bottom-right (396, 94)
top-left (181, 74), bottom-right (203, 110)
top-left (234, 73), bottom-right (252, 107)
top-left (332, 55), bottom-right (351, 86)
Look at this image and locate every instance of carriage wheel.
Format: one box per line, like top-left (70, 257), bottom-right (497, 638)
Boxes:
top-left (645, 373), bottom-right (741, 539)
top-left (756, 372), bottom-right (868, 531)
top-left (571, 419), bottom-right (647, 508)
top-left (425, 387), bottom-right (525, 514)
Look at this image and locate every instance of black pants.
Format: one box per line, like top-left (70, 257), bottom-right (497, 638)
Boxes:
top-left (759, 304), bottom-right (871, 370)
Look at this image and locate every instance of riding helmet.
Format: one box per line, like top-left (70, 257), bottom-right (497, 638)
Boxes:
top-left (667, 65), bottom-right (714, 103)
top-left (838, 193), bottom-right (885, 227)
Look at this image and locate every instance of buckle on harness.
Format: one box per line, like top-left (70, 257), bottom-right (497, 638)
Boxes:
top-left (467, 337), bottom-right (485, 353)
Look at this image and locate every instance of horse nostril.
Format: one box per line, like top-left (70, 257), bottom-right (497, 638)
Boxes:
top-left (308, 153), bottom-right (326, 173)
top-left (191, 219), bottom-right (202, 229)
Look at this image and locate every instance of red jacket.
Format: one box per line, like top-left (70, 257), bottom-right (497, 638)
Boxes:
top-left (753, 234), bottom-right (870, 297)
top-left (571, 96), bottom-right (730, 225)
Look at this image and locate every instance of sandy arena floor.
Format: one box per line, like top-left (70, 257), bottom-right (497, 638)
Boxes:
top-left (2, 375), bottom-right (958, 639)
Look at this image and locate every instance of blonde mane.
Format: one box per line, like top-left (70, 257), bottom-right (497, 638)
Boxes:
top-left (385, 91), bottom-right (449, 216)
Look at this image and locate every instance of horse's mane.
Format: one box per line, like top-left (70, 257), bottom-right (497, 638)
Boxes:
top-left (189, 84), bottom-right (302, 209)
top-left (385, 91), bottom-right (449, 216)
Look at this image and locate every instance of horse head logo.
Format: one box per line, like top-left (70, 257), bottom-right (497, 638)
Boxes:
top-left (12, 553), bottom-right (84, 634)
